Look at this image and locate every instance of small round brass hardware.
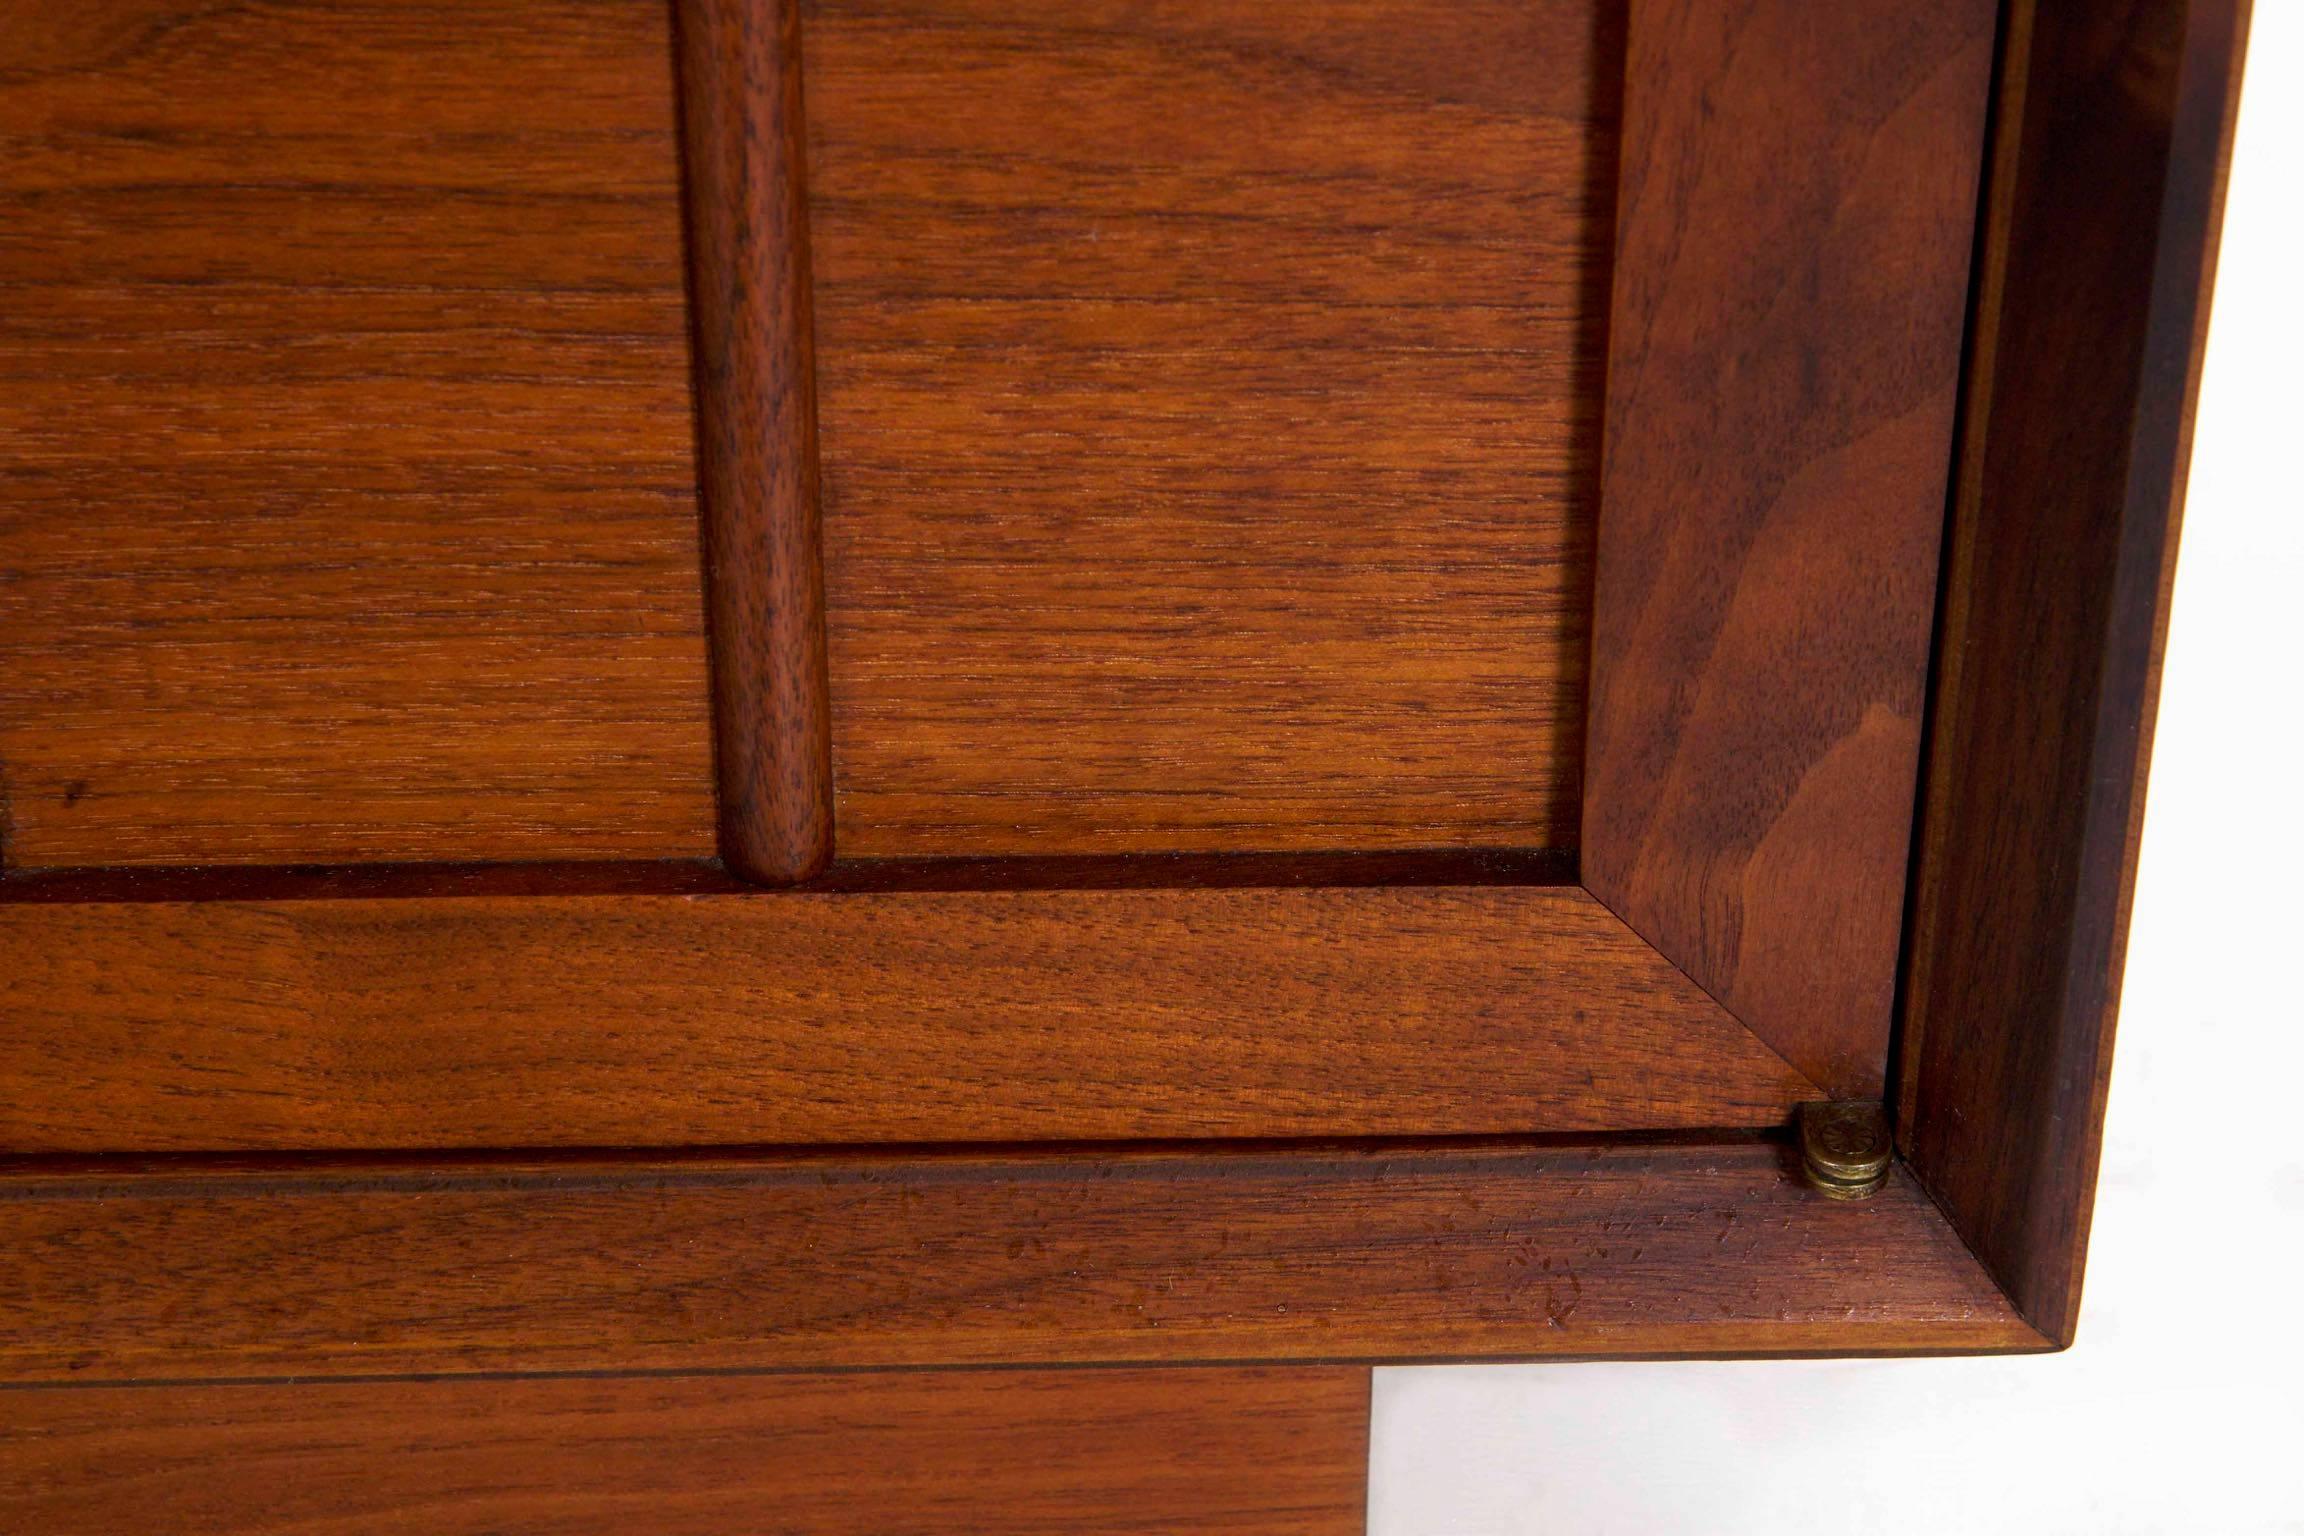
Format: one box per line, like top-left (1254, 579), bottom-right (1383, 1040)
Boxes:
top-left (1798, 1100), bottom-right (1892, 1200)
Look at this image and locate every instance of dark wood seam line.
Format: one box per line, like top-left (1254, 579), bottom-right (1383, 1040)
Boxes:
top-left (1887, 0), bottom-right (2030, 1141)
top-left (0, 1127), bottom-right (1791, 1197)
top-left (0, 849), bottom-right (1576, 903)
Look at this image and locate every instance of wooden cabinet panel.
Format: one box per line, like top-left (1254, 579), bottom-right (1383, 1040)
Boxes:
top-left (0, 0), bottom-right (715, 869)
top-left (0, 1368), bottom-right (1372, 1535)
top-left (2, 882), bottom-right (1814, 1152)
top-left (0, 0), bottom-right (2243, 1441)
top-left (1581, 0), bottom-right (1999, 1098)
top-left (0, 1143), bottom-right (2032, 1382)
top-left (1899, 0), bottom-right (2252, 1345)
top-left (804, 0), bottom-right (1619, 856)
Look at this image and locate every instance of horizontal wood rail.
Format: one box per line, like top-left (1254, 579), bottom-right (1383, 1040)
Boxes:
top-left (0, 1140), bottom-right (2041, 1383)
top-left (2, 882), bottom-right (1815, 1152)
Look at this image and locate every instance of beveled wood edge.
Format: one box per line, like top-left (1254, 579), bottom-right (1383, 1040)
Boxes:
top-left (1579, 0), bottom-right (1999, 1103)
top-left (3, 880), bottom-right (1819, 1152)
top-left (0, 1140), bottom-right (2047, 1385)
top-left (0, 858), bottom-right (1823, 1145)
top-left (674, 0), bottom-right (834, 885)
top-left (1895, 0), bottom-right (2251, 1346)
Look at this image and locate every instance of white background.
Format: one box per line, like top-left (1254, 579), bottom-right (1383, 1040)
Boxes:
top-left (1370, 9), bottom-right (2304, 1532)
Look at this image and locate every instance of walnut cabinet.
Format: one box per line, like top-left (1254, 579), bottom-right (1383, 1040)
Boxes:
top-left (0, 0), bottom-right (2247, 1525)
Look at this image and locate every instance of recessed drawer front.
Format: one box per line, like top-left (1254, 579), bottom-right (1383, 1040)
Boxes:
top-left (803, 0), bottom-right (1617, 859)
top-left (0, 0), bottom-right (716, 868)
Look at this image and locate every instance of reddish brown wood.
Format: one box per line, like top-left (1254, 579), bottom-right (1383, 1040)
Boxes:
top-left (0, 885), bottom-right (1813, 1152)
top-left (1898, 0), bottom-right (2251, 1346)
top-left (0, 1142), bottom-right (2040, 1382)
top-left (804, 0), bottom-right (1619, 857)
top-left (0, 0), bottom-right (716, 869)
top-left (0, 859), bottom-right (742, 905)
top-left (0, 0), bottom-right (2231, 1391)
top-left (0, 1368), bottom-right (1372, 1535)
top-left (1581, 0), bottom-right (1999, 1098)
top-left (677, 0), bottom-right (835, 884)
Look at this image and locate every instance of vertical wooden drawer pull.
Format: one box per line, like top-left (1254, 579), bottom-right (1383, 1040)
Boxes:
top-left (675, 0), bottom-right (834, 884)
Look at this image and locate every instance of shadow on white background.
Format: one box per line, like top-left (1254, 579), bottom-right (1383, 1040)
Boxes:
top-left (1371, 9), bottom-right (2304, 1532)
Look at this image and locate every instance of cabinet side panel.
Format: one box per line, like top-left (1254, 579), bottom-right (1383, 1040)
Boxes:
top-left (1899, 0), bottom-right (2250, 1345)
top-left (1582, 0), bottom-right (1999, 1098)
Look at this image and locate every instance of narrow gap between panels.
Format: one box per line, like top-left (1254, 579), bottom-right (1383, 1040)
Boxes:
top-left (0, 848), bottom-right (1578, 903)
top-left (0, 1126), bottom-right (1794, 1198)
top-left (1883, 0), bottom-right (2030, 1136)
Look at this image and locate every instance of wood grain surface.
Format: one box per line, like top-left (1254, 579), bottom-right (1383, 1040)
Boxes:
top-left (1, 884), bottom-right (1816, 1152)
top-left (804, 0), bottom-right (1621, 857)
top-left (1580, 0), bottom-right (1998, 1097)
top-left (0, 0), bottom-right (715, 869)
top-left (1899, 0), bottom-right (2250, 1345)
top-left (678, 0), bottom-right (835, 884)
top-left (0, 1367), bottom-right (1372, 1535)
top-left (0, 1142), bottom-right (2040, 1382)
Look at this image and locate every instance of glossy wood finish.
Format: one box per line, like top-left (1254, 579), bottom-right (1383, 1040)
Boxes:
top-left (806, 0), bottom-right (1619, 857)
top-left (0, 0), bottom-right (2234, 1399)
top-left (0, 1142), bottom-right (2038, 1382)
top-left (1582, 0), bottom-right (1998, 1098)
top-left (1898, 0), bottom-right (2250, 1345)
top-left (677, 0), bottom-right (835, 884)
top-left (0, 1368), bottom-right (1372, 1535)
top-left (1, 884), bottom-right (1814, 1152)
top-left (0, 0), bottom-right (716, 869)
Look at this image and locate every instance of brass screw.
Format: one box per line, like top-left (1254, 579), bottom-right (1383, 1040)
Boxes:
top-left (1798, 1100), bottom-right (1892, 1200)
